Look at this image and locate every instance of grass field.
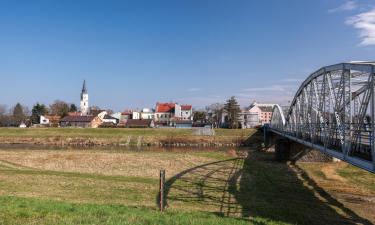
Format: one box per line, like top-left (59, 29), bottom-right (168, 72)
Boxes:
top-left (0, 145), bottom-right (374, 225)
top-left (0, 127), bottom-right (254, 138)
top-left (0, 127), bottom-right (257, 147)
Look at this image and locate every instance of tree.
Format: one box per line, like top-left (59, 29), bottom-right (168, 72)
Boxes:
top-left (193, 111), bottom-right (206, 123)
top-left (50, 100), bottom-right (69, 117)
top-left (31, 103), bottom-right (49, 124)
top-left (224, 96), bottom-right (241, 129)
top-left (205, 103), bottom-right (224, 128)
top-left (69, 104), bottom-right (78, 112)
top-left (13, 103), bottom-right (26, 124)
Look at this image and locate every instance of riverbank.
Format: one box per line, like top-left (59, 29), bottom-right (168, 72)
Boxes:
top-left (0, 148), bottom-right (373, 224)
top-left (0, 128), bottom-right (259, 147)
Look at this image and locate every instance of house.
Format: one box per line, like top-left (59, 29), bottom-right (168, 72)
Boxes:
top-left (155, 102), bottom-right (193, 126)
top-left (155, 103), bottom-right (175, 125)
top-left (40, 115), bottom-right (50, 125)
top-left (102, 114), bottom-right (118, 124)
top-left (132, 111), bottom-right (140, 120)
top-left (40, 115), bottom-right (61, 127)
top-left (125, 119), bottom-right (154, 128)
top-left (248, 102), bottom-right (276, 126)
top-left (141, 108), bottom-right (155, 119)
top-left (60, 115), bottom-right (103, 128)
top-left (120, 111), bottom-right (133, 124)
top-left (181, 105), bottom-right (193, 120)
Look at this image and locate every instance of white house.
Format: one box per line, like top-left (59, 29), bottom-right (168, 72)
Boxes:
top-left (181, 105), bottom-right (193, 120)
top-left (102, 115), bottom-right (118, 124)
top-left (40, 115), bottom-right (50, 125)
top-left (141, 108), bottom-right (155, 119)
top-left (132, 111), bottom-right (140, 120)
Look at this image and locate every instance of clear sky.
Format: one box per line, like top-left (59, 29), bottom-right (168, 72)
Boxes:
top-left (1, 0), bottom-right (375, 111)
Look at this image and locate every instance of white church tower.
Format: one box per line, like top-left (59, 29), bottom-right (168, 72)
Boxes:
top-left (80, 80), bottom-right (89, 115)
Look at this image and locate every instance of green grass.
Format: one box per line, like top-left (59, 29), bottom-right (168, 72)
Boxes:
top-left (0, 142), bottom-right (373, 224)
top-left (0, 196), bottom-right (285, 225)
top-left (337, 164), bottom-right (375, 192)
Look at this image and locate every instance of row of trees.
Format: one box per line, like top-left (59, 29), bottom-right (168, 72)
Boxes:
top-left (0, 101), bottom-right (79, 126)
top-left (193, 96), bottom-right (241, 129)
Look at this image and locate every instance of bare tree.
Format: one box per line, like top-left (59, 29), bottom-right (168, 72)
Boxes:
top-left (205, 103), bottom-right (224, 128)
top-left (50, 100), bottom-right (69, 117)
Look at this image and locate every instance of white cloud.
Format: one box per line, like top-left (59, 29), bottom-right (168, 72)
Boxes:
top-left (241, 84), bottom-right (293, 92)
top-left (329, 1), bottom-right (358, 13)
top-left (346, 7), bottom-right (375, 46)
top-left (188, 88), bottom-right (201, 92)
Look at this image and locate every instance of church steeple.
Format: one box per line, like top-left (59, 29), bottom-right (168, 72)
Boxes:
top-left (80, 80), bottom-right (89, 115)
top-left (82, 80), bottom-right (87, 94)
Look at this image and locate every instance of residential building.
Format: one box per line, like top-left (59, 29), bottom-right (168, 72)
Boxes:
top-left (248, 102), bottom-right (276, 126)
top-left (141, 108), bottom-right (155, 119)
top-left (102, 115), bottom-right (118, 124)
top-left (155, 102), bottom-right (193, 126)
top-left (132, 111), bottom-right (140, 120)
top-left (120, 111), bottom-right (133, 124)
top-left (155, 103), bottom-right (175, 125)
top-left (40, 115), bottom-right (61, 127)
top-left (181, 105), bottom-right (193, 120)
top-left (60, 115), bottom-right (102, 128)
top-left (80, 80), bottom-right (89, 115)
top-left (40, 115), bottom-right (50, 125)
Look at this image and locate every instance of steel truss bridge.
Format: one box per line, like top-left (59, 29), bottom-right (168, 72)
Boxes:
top-left (270, 62), bottom-right (375, 173)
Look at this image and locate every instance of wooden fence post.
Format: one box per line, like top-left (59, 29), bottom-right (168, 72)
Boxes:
top-left (159, 169), bottom-right (165, 212)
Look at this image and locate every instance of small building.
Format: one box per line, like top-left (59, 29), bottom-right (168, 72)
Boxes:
top-left (125, 119), bottom-right (154, 128)
top-left (120, 111), bottom-right (133, 124)
top-left (141, 108), bottom-right (155, 119)
top-left (19, 122), bottom-right (27, 128)
top-left (102, 114), bottom-right (118, 124)
top-left (132, 111), bottom-right (140, 120)
top-left (60, 115), bottom-right (102, 128)
top-left (40, 115), bottom-right (50, 125)
top-left (40, 115), bottom-right (61, 127)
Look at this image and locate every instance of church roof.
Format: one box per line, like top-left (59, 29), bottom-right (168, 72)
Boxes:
top-left (82, 80), bottom-right (87, 94)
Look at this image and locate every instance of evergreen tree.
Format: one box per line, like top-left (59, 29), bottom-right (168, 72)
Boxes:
top-left (193, 111), bottom-right (206, 123)
top-left (31, 103), bottom-right (49, 124)
top-left (69, 104), bottom-right (78, 112)
top-left (13, 103), bottom-right (25, 124)
top-left (224, 96), bottom-right (241, 129)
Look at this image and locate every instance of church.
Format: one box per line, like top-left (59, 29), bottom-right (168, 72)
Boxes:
top-left (59, 80), bottom-right (102, 128)
top-left (80, 80), bottom-right (89, 116)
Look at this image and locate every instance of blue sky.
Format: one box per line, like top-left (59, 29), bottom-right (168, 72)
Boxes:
top-left (1, 0), bottom-right (375, 111)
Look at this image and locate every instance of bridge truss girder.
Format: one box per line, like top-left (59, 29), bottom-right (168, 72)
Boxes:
top-left (270, 62), bottom-right (375, 173)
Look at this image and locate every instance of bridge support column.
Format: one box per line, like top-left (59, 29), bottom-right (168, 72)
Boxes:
top-left (273, 136), bottom-right (332, 162)
top-left (275, 138), bottom-right (290, 161)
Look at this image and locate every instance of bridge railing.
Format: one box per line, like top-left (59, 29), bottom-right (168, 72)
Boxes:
top-left (269, 62), bottom-right (375, 173)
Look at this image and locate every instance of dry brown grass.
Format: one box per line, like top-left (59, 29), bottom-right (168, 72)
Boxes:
top-left (297, 162), bottom-right (375, 222)
top-left (0, 150), bottom-right (226, 178)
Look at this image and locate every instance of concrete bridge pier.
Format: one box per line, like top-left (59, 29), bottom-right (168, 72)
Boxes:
top-left (264, 129), bottom-right (332, 162)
